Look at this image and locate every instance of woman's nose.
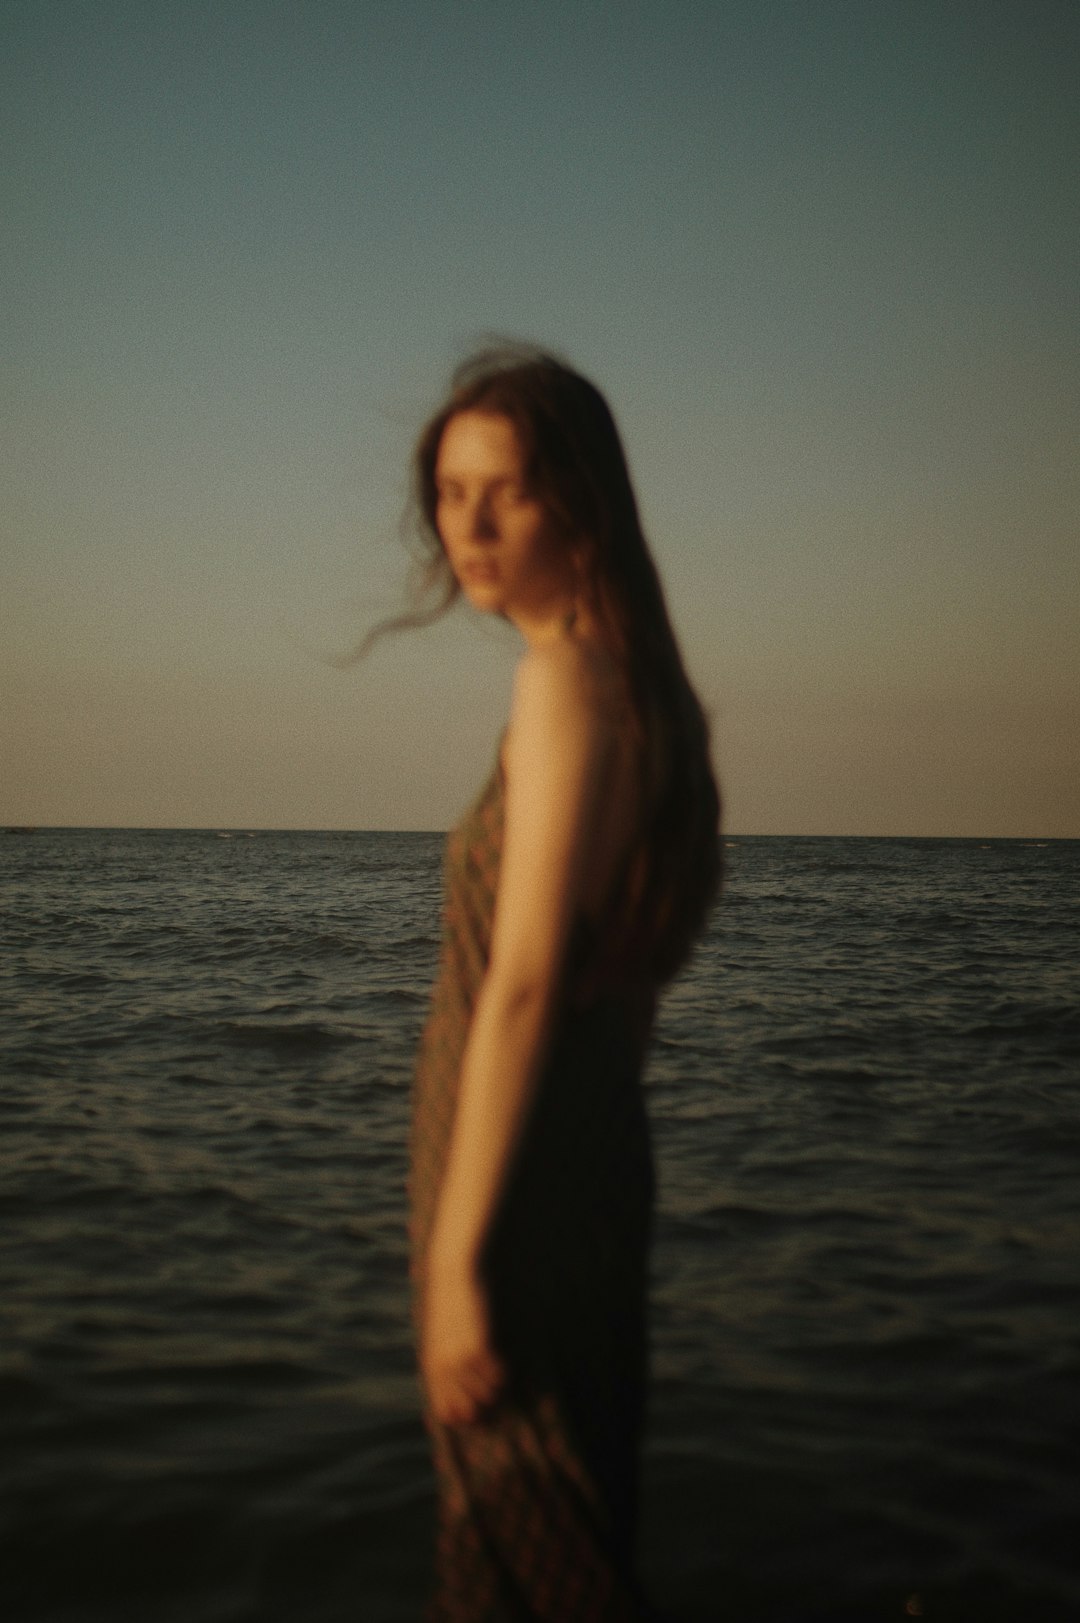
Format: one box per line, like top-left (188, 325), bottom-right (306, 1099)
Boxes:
top-left (466, 498), bottom-right (498, 542)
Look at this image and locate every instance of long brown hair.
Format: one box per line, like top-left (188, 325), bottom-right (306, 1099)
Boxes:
top-left (386, 344), bottom-right (719, 984)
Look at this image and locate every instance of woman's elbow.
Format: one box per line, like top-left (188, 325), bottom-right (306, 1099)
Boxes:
top-left (481, 966), bottom-right (555, 1029)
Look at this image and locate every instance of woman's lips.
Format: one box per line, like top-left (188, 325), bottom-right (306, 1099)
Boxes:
top-left (459, 561), bottom-right (499, 584)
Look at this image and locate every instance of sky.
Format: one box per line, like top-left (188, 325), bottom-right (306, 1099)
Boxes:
top-left (3, 0), bottom-right (1077, 835)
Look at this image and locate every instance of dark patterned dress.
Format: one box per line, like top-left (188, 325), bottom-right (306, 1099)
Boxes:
top-left (409, 748), bottom-right (658, 1621)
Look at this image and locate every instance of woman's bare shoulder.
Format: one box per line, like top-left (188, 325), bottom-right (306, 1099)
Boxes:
top-left (512, 635), bottom-right (624, 724)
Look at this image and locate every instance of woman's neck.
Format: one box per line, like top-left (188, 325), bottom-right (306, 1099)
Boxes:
top-left (510, 596), bottom-right (601, 651)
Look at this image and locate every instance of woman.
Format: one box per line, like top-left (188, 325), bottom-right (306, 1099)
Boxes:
top-left (406, 347), bottom-right (719, 1620)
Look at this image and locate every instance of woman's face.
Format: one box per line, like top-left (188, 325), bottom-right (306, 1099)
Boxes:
top-left (433, 411), bottom-right (576, 630)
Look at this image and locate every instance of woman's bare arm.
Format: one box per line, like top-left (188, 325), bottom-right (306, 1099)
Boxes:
top-left (421, 639), bottom-right (615, 1424)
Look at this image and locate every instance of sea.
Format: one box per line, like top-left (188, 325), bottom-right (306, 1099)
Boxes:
top-left (2, 827), bottom-right (1078, 1623)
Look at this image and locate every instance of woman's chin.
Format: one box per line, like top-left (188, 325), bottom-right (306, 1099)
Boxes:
top-left (460, 580), bottom-right (505, 614)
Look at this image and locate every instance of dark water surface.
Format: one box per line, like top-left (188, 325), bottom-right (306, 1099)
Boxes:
top-left (2, 829), bottom-right (1079, 1622)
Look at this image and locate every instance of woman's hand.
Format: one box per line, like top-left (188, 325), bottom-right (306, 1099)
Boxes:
top-left (421, 1262), bottom-right (506, 1427)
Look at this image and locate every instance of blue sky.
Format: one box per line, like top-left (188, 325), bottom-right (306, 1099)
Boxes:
top-left (3, 0), bottom-right (1077, 833)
